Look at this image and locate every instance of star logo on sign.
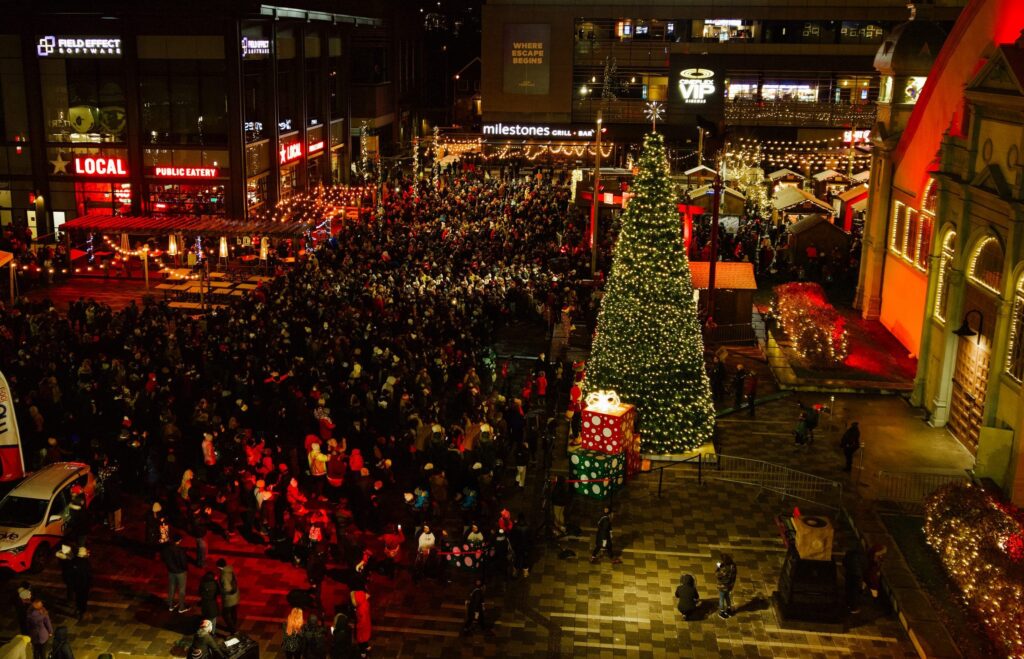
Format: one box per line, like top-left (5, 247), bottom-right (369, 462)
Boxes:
top-left (51, 153), bottom-right (69, 174)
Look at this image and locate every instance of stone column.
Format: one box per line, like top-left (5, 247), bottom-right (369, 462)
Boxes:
top-left (854, 145), bottom-right (894, 318)
top-left (929, 268), bottom-right (965, 426)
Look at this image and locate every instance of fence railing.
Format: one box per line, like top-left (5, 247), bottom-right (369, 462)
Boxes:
top-left (873, 470), bottom-right (969, 505)
top-left (703, 453), bottom-right (843, 509)
top-left (703, 322), bottom-right (756, 345)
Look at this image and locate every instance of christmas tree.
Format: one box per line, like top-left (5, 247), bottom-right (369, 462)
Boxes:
top-left (585, 132), bottom-right (715, 454)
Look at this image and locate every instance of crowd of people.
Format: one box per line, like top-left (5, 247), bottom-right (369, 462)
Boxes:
top-left (2, 169), bottom-right (599, 658)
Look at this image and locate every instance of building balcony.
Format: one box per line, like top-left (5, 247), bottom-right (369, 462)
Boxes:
top-left (725, 100), bottom-right (876, 128)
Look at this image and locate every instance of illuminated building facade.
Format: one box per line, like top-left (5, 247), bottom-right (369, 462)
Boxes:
top-left (0, 2), bottom-right (392, 237)
top-left (860, 0), bottom-right (1024, 503)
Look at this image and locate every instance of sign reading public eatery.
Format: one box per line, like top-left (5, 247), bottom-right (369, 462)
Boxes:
top-left (37, 36), bottom-right (122, 58)
top-left (482, 123), bottom-right (595, 139)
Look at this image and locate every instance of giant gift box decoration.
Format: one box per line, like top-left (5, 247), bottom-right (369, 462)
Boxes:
top-left (569, 449), bottom-right (625, 499)
top-left (581, 390), bottom-right (640, 475)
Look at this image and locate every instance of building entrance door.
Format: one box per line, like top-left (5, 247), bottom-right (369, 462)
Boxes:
top-left (947, 336), bottom-right (989, 454)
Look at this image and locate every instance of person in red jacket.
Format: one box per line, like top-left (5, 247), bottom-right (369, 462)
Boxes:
top-left (352, 590), bottom-right (372, 655)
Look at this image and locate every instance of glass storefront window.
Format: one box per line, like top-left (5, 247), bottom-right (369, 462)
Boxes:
top-left (242, 25), bottom-right (271, 143)
top-left (692, 19), bottom-right (758, 43)
top-left (307, 156), bottom-right (323, 186)
top-left (329, 37), bottom-right (344, 119)
top-left (246, 140), bottom-right (271, 178)
top-left (839, 22), bottom-right (885, 44)
top-left (75, 181), bottom-right (131, 216)
top-left (143, 148), bottom-right (227, 168)
top-left (139, 56), bottom-right (227, 146)
top-left (277, 28), bottom-right (299, 132)
top-left (246, 174), bottom-right (269, 214)
top-left (0, 37), bottom-right (29, 142)
top-left (280, 163), bottom-right (300, 199)
top-left (305, 31), bottom-right (323, 125)
top-left (148, 182), bottom-right (225, 215)
top-left (40, 58), bottom-right (127, 144)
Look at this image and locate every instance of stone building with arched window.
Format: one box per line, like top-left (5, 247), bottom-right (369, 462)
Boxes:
top-left (914, 31), bottom-right (1024, 504)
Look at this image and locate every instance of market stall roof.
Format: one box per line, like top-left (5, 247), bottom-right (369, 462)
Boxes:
top-left (683, 165), bottom-right (718, 177)
top-left (852, 170), bottom-right (871, 183)
top-left (772, 186), bottom-right (833, 213)
top-left (689, 261), bottom-right (757, 290)
top-left (812, 169), bottom-right (848, 182)
top-left (0, 251), bottom-right (11, 268)
top-left (837, 184), bottom-right (869, 203)
top-left (60, 213), bottom-right (311, 237)
top-left (788, 214), bottom-right (842, 235)
top-left (687, 184), bottom-right (744, 200)
top-left (768, 168), bottom-right (805, 181)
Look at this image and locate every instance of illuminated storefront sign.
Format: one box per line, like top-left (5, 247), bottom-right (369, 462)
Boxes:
top-left (843, 129), bottom-right (871, 144)
top-left (37, 36), bottom-right (121, 57)
top-left (280, 142), bottom-right (303, 164)
top-left (241, 37), bottom-right (271, 58)
top-left (307, 141), bottom-right (325, 155)
top-left (678, 68), bottom-right (716, 104)
top-left (74, 156), bottom-right (128, 176)
top-left (482, 123), bottom-right (595, 139)
top-left (151, 166), bottom-right (220, 179)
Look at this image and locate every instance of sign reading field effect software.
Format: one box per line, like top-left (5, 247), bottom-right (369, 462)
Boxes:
top-left (37, 36), bottom-right (122, 58)
top-left (503, 24), bottom-right (550, 95)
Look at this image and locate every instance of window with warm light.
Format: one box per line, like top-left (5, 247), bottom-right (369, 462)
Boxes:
top-left (968, 236), bottom-right (1004, 294)
top-left (889, 201), bottom-right (905, 254)
top-left (934, 230), bottom-right (956, 323)
top-left (1007, 275), bottom-right (1024, 382)
top-left (916, 179), bottom-right (937, 272)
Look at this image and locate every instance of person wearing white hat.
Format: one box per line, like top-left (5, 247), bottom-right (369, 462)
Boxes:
top-left (189, 619), bottom-right (225, 659)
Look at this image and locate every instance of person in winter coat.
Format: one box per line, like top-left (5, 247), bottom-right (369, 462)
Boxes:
top-left (674, 574), bottom-right (700, 620)
top-left (550, 475), bottom-right (572, 536)
top-left (330, 610), bottom-right (354, 659)
top-left (216, 559), bottom-right (240, 634)
top-left (590, 507), bottom-right (621, 564)
top-left (190, 619), bottom-right (225, 659)
top-left (509, 513), bottom-right (534, 577)
top-left (513, 443), bottom-right (529, 488)
top-left (840, 422), bottom-right (861, 472)
top-left (352, 590), bottom-right (372, 656)
top-left (283, 608), bottom-right (305, 659)
top-left (162, 535), bottom-right (189, 613)
top-left (300, 614), bottom-right (328, 659)
top-left (716, 553), bottom-right (738, 618)
top-left (70, 546), bottom-right (92, 621)
top-left (50, 626), bottom-right (74, 659)
top-left (26, 599), bottom-right (54, 659)
top-left (461, 579), bottom-right (491, 635)
top-left (198, 572), bottom-right (221, 634)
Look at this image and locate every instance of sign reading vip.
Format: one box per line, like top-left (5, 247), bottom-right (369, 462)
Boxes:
top-left (678, 68), bottom-right (716, 104)
top-left (503, 24), bottom-right (551, 95)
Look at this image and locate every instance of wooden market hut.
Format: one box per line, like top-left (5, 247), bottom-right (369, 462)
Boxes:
top-left (687, 184), bottom-right (746, 217)
top-left (689, 260), bottom-right (757, 325)
top-left (772, 185), bottom-right (834, 223)
top-left (786, 214), bottom-right (851, 266)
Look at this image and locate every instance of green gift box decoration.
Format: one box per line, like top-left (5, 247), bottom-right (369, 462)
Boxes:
top-left (569, 449), bottom-right (624, 499)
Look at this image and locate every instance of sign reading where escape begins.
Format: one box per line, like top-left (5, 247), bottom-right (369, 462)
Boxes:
top-left (503, 24), bottom-right (551, 95)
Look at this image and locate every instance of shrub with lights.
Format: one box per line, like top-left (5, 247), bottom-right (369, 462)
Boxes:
top-left (773, 282), bottom-right (848, 367)
top-left (585, 132), bottom-right (715, 454)
top-left (924, 481), bottom-right (1024, 657)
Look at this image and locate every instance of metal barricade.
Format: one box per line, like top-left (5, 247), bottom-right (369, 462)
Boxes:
top-left (873, 470), bottom-right (969, 505)
top-left (703, 453), bottom-right (843, 510)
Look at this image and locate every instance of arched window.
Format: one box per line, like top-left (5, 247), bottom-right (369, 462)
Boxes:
top-left (1007, 274), bottom-right (1024, 382)
top-left (916, 179), bottom-right (936, 271)
top-left (934, 230), bottom-right (956, 322)
top-left (968, 236), bottom-right (1004, 293)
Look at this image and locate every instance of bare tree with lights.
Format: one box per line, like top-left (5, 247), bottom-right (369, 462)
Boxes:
top-left (585, 133), bottom-right (715, 454)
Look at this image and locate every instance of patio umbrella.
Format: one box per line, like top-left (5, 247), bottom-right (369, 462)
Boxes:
top-left (167, 234), bottom-right (178, 256)
top-left (120, 232), bottom-right (129, 253)
top-left (259, 236), bottom-right (269, 261)
top-left (219, 236), bottom-right (228, 259)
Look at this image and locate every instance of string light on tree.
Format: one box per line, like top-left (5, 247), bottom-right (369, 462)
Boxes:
top-left (644, 101), bottom-right (665, 132)
top-left (584, 132), bottom-right (715, 454)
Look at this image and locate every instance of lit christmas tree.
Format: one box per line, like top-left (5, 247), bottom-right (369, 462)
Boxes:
top-left (585, 132), bottom-right (715, 454)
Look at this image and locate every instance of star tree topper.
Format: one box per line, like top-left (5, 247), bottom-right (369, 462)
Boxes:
top-left (644, 101), bottom-right (665, 132)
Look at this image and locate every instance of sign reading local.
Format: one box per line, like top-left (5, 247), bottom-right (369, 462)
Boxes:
top-left (74, 156), bottom-right (128, 177)
top-left (37, 36), bottom-right (121, 58)
top-left (483, 123), bottom-right (595, 139)
top-left (843, 129), bottom-right (871, 144)
top-left (677, 68), bottom-right (716, 104)
top-left (241, 37), bottom-right (271, 58)
top-left (152, 166), bottom-right (220, 179)
top-left (280, 142), bottom-right (303, 164)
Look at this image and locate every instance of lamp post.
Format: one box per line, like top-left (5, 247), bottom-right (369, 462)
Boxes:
top-left (590, 113), bottom-right (603, 276)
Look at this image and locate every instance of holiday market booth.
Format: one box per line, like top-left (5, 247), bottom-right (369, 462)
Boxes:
top-left (689, 261), bottom-right (757, 327)
top-left (772, 186), bottom-right (834, 224)
top-left (786, 215), bottom-right (852, 267)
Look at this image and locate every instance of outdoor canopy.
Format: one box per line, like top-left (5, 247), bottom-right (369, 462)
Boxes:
top-left (60, 213), bottom-right (312, 238)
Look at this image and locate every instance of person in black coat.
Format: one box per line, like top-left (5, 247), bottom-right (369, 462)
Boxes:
top-left (198, 572), bottom-right (221, 634)
top-left (674, 574), bottom-right (700, 620)
top-left (590, 507), bottom-right (621, 564)
top-left (70, 547), bottom-right (92, 621)
top-left (329, 610), bottom-right (355, 659)
top-left (461, 579), bottom-right (492, 635)
top-left (509, 514), bottom-right (533, 578)
top-left (50, 626), bottom-right (74, 659)
top-left (840, 422), bottom-right (861, 472)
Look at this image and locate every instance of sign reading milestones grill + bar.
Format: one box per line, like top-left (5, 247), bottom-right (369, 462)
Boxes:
top-left (669, 55), bottom-right (725, 125)
top-left (482, 123), bottom-right (595, 139)
top-left (37, 36), bottom-right (122, 58)
top-left (503, 24), bottom-right (551, 95)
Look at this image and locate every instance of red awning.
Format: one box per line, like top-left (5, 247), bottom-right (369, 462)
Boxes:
top-left (60, 213), bottom-right (311, 238)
